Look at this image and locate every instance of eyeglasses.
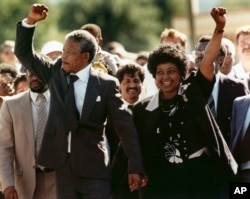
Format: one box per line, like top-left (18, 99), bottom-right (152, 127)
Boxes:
top-left (0, 74), bottom-right (14, 89)
top-left (0, 83), bottom-right (7, 89)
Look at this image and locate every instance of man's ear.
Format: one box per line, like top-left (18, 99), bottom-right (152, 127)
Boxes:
top-left (98, 37), bottom-right (103, 46)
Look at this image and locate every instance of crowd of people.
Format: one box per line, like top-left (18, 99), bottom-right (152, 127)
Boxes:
top-left (0, 3), bottom-right (250, 199)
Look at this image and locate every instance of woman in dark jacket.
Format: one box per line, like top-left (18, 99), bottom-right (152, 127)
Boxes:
top-left (133, 7), bottom-right (235, 199)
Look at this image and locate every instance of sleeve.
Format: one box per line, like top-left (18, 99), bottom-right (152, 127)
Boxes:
top-left (14, 21), bottom-right (58, 84)
top-left (0, 101), bottom-right (15, 190)
top-left (185, 70), bottom-right (215, 101)
top-left (106, 80), bottom-right (144, 174)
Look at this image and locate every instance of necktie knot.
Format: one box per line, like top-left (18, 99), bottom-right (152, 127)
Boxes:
top-left (128, 104), bottom-right (133, 111)
top-left (36, 94), bottom-right (46, 103)
top-left (70, 75), bottom-right (78, 83)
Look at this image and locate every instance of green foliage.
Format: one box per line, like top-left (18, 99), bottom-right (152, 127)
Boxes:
top-left (56, 0), bottom-right (173, 52)
top-left (0, 0), bottom-right (174, 52)
top-left (1, 0), bottom-right (249, 53)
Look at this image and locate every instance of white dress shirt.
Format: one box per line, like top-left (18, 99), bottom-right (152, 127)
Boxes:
top-left (67, 65), bottom-right (90, 153)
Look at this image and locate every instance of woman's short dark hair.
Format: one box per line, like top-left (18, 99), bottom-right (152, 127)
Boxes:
top-left (65, 30), bottom-right (98, 63)
top-left (147, 43), bottom-right (188, 79)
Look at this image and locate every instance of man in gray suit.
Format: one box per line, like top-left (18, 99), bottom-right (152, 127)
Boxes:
top-left (14, 4), bottom-right (143, 199)
top-left (0, 70), bottom-right (56, 199)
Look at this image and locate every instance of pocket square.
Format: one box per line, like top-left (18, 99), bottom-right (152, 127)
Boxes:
top-left (96, 96), bottom-right (101, 102)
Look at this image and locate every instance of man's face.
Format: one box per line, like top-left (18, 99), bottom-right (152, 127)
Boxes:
top-left (0, 46), bottom-right (17, 64)
top-left (26, 71), bottom-right (48, 93)
top-left (237, 33), bottom-right (250, 59)
top-left (220, 45), bottom-right (234, 75)
top-left (194, 41), bottom-right (209, 68)
top-left (61, 39), bottom-right (89, 74)
top-left (120, 73), bottom-right (142, 104)
top-left (0, 73), bottom-right (14, 96)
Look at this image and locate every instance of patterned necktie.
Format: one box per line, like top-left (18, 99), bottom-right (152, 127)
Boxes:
top-left (208, 94), bottom-right (216, 117)
top-left (35, 94), bottom-right (47, 158)
top-left (65, 75), bottom-right (79, 133)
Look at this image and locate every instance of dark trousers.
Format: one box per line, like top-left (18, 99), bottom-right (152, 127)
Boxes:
top-left (56, 154), bottom-right (111, 199)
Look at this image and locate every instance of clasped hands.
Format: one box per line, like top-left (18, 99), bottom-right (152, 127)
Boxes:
top-left (128, 173), bottom-right (148, 192)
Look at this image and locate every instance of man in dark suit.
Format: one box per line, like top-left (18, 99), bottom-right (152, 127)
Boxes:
top-left (14, 4), bottom-right (143, 199)
top-left (194, 36), bottom-right (249, 144)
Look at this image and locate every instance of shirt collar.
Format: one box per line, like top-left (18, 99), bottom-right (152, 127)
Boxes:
top-left (145, 91), bottom-right (160, 111)
top-left (74, 64), bottom-right (91, 83)
top-left (215, 72), bottom-right (221, 85)
top-left (122, 98), bottom-right (140, 107)
top-left (30, 89), bottom-right (50, 103)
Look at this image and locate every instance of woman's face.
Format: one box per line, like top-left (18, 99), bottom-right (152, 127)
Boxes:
top-left (155, 63), bottom-right (181, 99)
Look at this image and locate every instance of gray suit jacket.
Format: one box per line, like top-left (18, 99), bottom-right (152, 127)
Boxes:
top-left (230, 95), bottom-right (250, 163)
top-left (14, 22), bottom-right (143, 179)
top-left (0, 91), bottom-right (37, 199)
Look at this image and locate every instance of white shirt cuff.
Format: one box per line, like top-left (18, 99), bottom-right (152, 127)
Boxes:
top-left (21, 18), bottom-right (36, 28)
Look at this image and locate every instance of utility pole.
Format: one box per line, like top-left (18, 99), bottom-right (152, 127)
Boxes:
top-left (187, 0), bottom-right (199, 51)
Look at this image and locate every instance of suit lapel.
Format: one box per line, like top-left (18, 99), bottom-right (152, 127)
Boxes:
top-left (61, 70), bottom-right (69, 93)
top-left (80, 69), bottom-right (100, 121)
top-left (19, 91), bottom-right (35, 154)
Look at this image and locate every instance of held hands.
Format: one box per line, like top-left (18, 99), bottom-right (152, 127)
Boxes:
top-left (26, 4), bottom-right (48, 25)
top-left (128, 173), bottom-right (148, 192)
top-left (210, 7), bottom-right (227, 30)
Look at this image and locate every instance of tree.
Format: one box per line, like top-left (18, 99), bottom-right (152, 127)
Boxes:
top-left (57, 0), bottom-right (174, 52)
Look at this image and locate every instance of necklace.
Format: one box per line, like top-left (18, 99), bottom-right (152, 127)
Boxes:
top-left (160, 100), bottom-right (178, 115)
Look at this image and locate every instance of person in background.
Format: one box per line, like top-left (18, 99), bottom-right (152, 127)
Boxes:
top-left (15, 4), bottom-right (144, 199)
top-left (109, 63), bottom-right (146, 199)
top-left (40, 40), bottom-right (63, 61)
top-left (0, 63), bottom-right (17, 97)
top-left (160, 28), bottom-right (187, 49)
top-left (194, 35), bottom-right (248, 144)
top-left (0, 70), bottom-right (56, 199)
top-left (0, 40), bottom-right (22, 73)
top-left (135, 51), bottom-right (149, 67)
top-left (233, 25), bottom-right (250, 89)
top-left (106, 41), bottom-right (137, 66)
top-left (219, 38), bottom-right (237, 78)
top-left (13, 74), bottom-right (29, 94)
top-left (80, 23), bottom-right (118, 76)
top-left (133, 8), bottom-right (236, 199)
